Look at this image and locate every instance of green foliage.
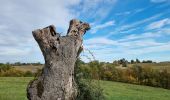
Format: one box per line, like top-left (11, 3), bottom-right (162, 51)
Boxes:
top-left (142, 60), bottom-right (153, 63)
top-left (12, 62), bottom-right (43, 66)
top-left (136, 59), bottom-right (141, 63)
top-left (74, 60), bottom-right (170, 90)
top-left (0, 64), bottom-right (34, 77)
top-left (76, 79), bottom-right (104, 100)
top-left (0, 64), bottom-right (12, 72)
top-left (117, 58), bottom-right (128, 67)
top-left (75, 58), bottom-right (104, 100)
top-left (24, 71), bottom-right (34, 77)
top-left (130, 60), bottom-right (135, 64)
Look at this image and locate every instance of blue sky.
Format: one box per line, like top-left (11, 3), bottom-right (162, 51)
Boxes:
top-left (0, 0), bottom-right (170, 63)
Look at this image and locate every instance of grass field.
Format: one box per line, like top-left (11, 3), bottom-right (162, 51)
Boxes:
top-left (1, 77), bottom-right (170, 100)
top-left (101, 81), bottom-right (170, 100)
top-left (0, 77), bottom-right (32, 100)
top-left (130, 62), bottom-right (170, 71)
top-left (115, 62), bottom-right (170, 72)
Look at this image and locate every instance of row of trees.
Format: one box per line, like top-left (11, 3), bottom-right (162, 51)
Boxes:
top-left (113, 58), bottom-right (154, 67)
top-left (0, 62), bottom-right (43, 66)
top-left (1, 58), bottom-right (153, 67)
top-left (0, 64), bottom-right (35, 77)
top-left (76, 60), bottom-right (170, 89)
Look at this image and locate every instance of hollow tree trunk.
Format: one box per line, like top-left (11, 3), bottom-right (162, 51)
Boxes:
top-left (27, 19), bottom-right (90, 100)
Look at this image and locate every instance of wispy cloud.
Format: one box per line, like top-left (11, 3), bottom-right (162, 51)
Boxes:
top-left (115, 11), bottom-right (131, 16)
top-left (90, 20), bottom-right (115, 33)
top-left (83, 36), bottom-right (170, 62)
top-left (106, 13), bottom-right (163, 37)
top-left (0, 0), bottom-right (170, 62)
top-left (0, 46), bottom-right (31, 56)
top-left (84, 25), bottom-right (170, 61)
top-left (85, 36), bottom-right (167, 50)
top-left (125, 42), bottom-right (170, 55)
top-left (146, 18), bottom-right (170, 30)
top-left (119, 28), bottom-right (170, 42)
top-left (85, 37), bottom-right (117, 46)
top-left (150, 0), bottom-right (168, 3)
top-left (115, 8), bottom-right (145, 16)
top-left (76, 0), bottom-right (117, 21)
top-left (0, 0), bottom-right (81, 62)
top-left (119, 14), bottom-right (162, 30)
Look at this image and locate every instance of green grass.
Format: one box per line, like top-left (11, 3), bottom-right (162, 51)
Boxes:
top-left (101, 80), bottom-right (170, 100)
top-left (0, 77), bottom-right (33, 100)
top-left (1, 77), bottom-right (170, 100)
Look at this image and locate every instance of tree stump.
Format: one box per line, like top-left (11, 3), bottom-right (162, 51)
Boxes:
top-left (27, 19), bottom-right (90, 100)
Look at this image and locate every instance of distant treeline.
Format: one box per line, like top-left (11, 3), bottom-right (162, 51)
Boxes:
top-left (76, 59), bottom-right (170, 90)
top-left (0, 63), bottom-right (37, 77)
top-left (113, 58), bottom-right (156, 67)
top-left (0, 62), bottom-right (43, 66)
top-left (0, 58), bottom-right (159, 66)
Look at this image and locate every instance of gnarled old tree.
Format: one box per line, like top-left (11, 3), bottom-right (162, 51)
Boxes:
top-left (27, 19), bottom-right (90, 100)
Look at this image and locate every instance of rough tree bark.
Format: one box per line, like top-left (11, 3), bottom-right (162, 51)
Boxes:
top-left (27, 19), bottom-right (90, 100)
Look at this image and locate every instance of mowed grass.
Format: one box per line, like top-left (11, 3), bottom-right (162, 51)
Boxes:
top-left (1, 77), bottom-right (170, 100)
top-left (0, 77), bottom-right (33, 100)
top-left (101, 80), bottom-right (170, 100)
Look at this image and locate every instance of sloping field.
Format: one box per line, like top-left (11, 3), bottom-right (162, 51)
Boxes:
top-left (13, 65), bottom-right (43, 73)
top-left (101, 80), bottom-right (170, 100)
top-left (0, 77), bottom-right (170, 100)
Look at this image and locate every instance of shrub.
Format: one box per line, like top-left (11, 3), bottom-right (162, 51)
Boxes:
top-left (76, 79), bottom-right (104, 100)
top-left (24, 71), bottom-right (34, 77)
top-left (1, 68), bottom-right (24, 77)
top-left (75, 58), bottom-right (105, 100)
top-left (0, 64), bottom-right (35, 77)
top-left (0, 64), bottom-right (12, 73)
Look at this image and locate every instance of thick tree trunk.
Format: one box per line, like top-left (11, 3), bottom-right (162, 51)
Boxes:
top-left (27, 19), bottom-right (90, 100)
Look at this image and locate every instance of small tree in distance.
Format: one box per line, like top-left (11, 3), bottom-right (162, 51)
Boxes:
top-left (136, 58), bottom-right (140, 63)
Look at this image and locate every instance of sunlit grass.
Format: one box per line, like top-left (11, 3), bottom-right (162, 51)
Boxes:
top-left (0, 77), bottom-right (33, 100)
top-left (0, 77), bottom-right (170, 100)
top-left (101, 80), bottom-right (170, 100)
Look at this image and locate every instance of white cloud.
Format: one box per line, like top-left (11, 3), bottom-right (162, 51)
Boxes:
top-left (120, 14), bottom-right (162, 31)
top-left (76, 0), bottom-right (117, 22)
top-left (125, 42), bottom-right (170, 55)
top-left (83, 36), bottom-right (170, 62)
top-left (119, 39), bottom-right (163, 48)
top-left (0, 0), bottom-right (117, 63)
top-left (0, 46), bottom-right (31, 56)
top-left (91, 20), bottom-right (115, 33)
top-left (146, 18), bottom-right (170, 30)
top-left (150, 0), bottom-right (168, 3)
top-left (115, 8), bottom-right (145, 16)
top-left (0, 0), bottom-right (81, 63)
top-left (84, 37), bottom-right (117, 45)
top-left (119, 27), bottom-right (170, 42)
top-left (115, 11), bottom-right (131, 16)
top-left (84, 36), bottom-right (165, 50)
top-left (119, 32), bottom-right (159, 42)
top-left (83, 26), bottom-right (170, 61)
top-left (106, 13), bottom-right (163, 37)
